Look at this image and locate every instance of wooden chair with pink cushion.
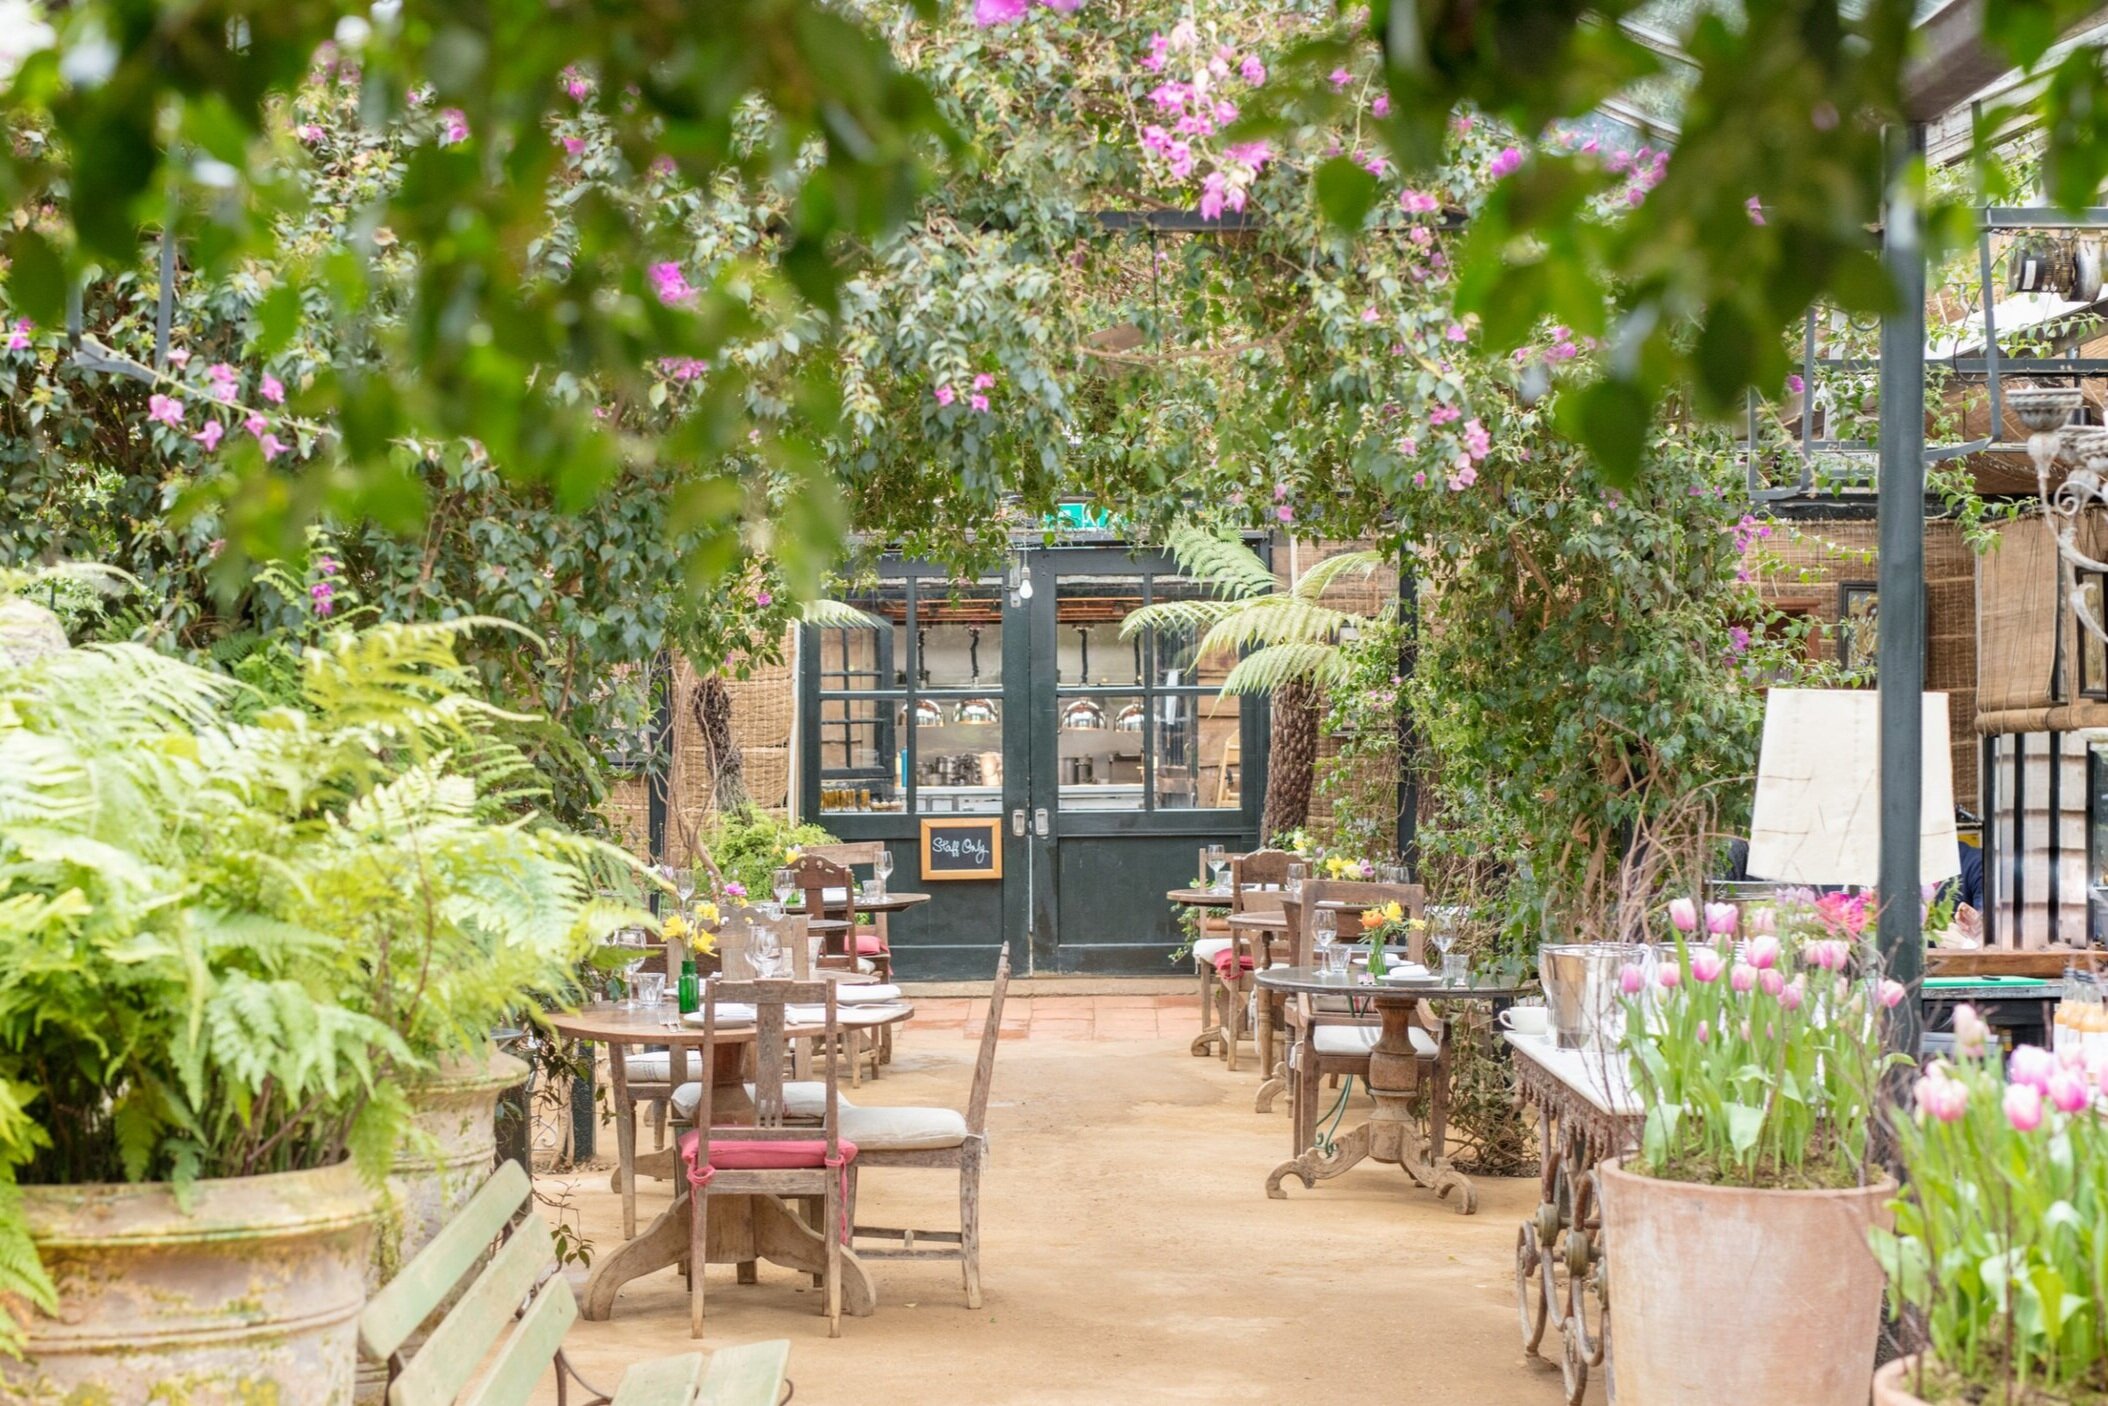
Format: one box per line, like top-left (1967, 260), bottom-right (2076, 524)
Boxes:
top-left (1206, 849), bottom-right (1295, 1072)
top-left (683, 976), bottom-right (856, 1338)
top-left (802, 841), bottom-right (897, 982)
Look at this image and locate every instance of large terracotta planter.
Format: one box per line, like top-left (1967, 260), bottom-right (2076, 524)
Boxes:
top-left (4, 1160), bottom-right (378, 1405)
top-left (1598, 1157), bottom-right (1895, 1406)
top-left (1872, 1357), bottom-right (1933, 1405)
top-left (357, 1046), bottom-right (527, 1404)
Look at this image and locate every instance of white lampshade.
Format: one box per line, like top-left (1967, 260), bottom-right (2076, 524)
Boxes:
top-left (1745, 689), bottom-right (1960, 888)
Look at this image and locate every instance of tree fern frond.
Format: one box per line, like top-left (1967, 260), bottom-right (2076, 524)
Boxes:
top-left (799, 599), bottom-right (883, 629)
top-left (1292, 550), bottom-right (1386, 601)
top-left (1116, 597), bottom-right (1241, 640)
top-left (1162, 527), bottom-right (1276, 599)
top-left (1221, 643), bottom-right (1352, 695)
top-left (1193, 598), bottom-right (1359, 656)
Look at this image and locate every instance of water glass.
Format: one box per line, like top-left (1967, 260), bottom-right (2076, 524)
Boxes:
top-left (1320, 943), bottom-right (1350, 976)
top-left (859, 878), bottom-right (883, 904)
top-left (634, 971), bottom-right (667, 1008)
top-left (1442, 953), bottom-right (1470, 987)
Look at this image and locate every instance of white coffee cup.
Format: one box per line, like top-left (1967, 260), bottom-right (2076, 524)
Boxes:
top-left (1498, 1006), bottom-right (1548, 1036)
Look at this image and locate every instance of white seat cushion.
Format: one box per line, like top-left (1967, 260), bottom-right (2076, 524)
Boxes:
top-left (1191, 937), bottom-right (1233, 964)
top-left (672, 1080), bottom-right (850, 1122)
top-left (837, 1104), bottom-right (969, 1151)
top-left (1310, 1025), bottom-right (1438, 1059)
top-left (837, 983), bottom-right (904, 1005)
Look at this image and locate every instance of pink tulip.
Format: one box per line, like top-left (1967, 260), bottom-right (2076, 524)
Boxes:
top-left (1619, 964), bottom-right (1645, 996)
top-left (1657, 964), bottom-right (1681, 991)
top-left (1744, 906), bottom-right (1777, 936)
top-left (1746, 935), bottom-right (1780, 970)
top-left (2005, 1082), bottom-right (2045, 1133)
top-left (1730, 962), bottom-right (1756, 994)
top-left (1696, 1019), bottom-right (1710, 1045)
top-left (1667, 897), bottom-right (1698, 932)
top-left (1703, 902), bottom-right (1738, 936)
top-left (1914, 1071), bottom-right (1967, 1124)
top-left (1877, 979), bottom-right (1906, 1009)
top-left (1805, 939), bottom-right (1849, 972)
top-left (2048, 1068), bottom-right (2089, 1114)
top-left (1779, 976), bottom-right (1806, 1012)
top-left (1759, 968), bottom-right (1785, 999)
top-left (2009, 1044), bottom-right (2056, 1094)
top-left (1955, 1004), bottom-right (1989, 1058)
top-left (1689, 948), bottom-right (1725, 984)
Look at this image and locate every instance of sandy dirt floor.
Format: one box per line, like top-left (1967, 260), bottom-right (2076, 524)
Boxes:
top-left (533, 994), bottom-right (1600, 1406)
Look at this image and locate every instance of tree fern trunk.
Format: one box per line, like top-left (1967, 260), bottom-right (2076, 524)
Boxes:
top-left (690, 674), bottom-right (748, 813)
top-left (1262, 677), bottom-right (1318, 839)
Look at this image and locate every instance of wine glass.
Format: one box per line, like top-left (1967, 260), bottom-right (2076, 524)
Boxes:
top-left (1427, 909), bottom-right (1458, 979)
top-left (1311, 908), bottom-right (1338, 973)
top-left (1285, 861), bottom-right (1306, 898)
top-left (772, 866), bottom-right (796, 910)
top-left (613, 928), bottom-right (646, 1008)
top-left (672, 867), bottom-right (698, 907)
top-left (874, 848), bottom-right (894, 898)
top-left (1205, 844), bottom-right (1228, 891)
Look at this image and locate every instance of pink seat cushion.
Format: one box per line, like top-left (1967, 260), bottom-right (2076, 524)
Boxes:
top-left (855, 933), bottom-right (888, 957)
top-left (680, 1129), bottom-right (857, 1175)
top-left (1212, 950), bottom-right (1256, 980)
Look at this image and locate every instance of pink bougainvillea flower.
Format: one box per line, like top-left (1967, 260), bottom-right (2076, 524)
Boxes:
top-left (1746, 934), bottom-right (1780, 969)
top-left (1445, 463), bottom-right (1477, 491)
top-left (724, 880), bottom-right (748, 898)
top-left (1787, 373), bottom-right (1805, 394)
top-left (194, 420), bottom-right (225, 451)
top-left (1667, 897), bottom-right (1698, 932)
top-left (1727, 625), bottom-right (1752, 655)
top-left (245, 412), bottom-right (270, 437)
top-left (934, 384), bottom-right (956, 407)
top-left (1444, 322), bottom-right (1468, 343)
top-left (257, 433), bottom-right (287, 461)
top-left (1224, 140), bottom-right (1273, 170)
top-left (1239, 54), bottom-right (1265, 85)
top-left (1619, 964), bottom-right (1645, 996)
top-left (972, 0), bottom-right (1030, 26)
top-left (1462, 418), bottom-right (1491, 460)
top-left (207, 363), bottom-right (239, 399)
top-left (1327, 67), bottom-right (1353, 89)
top-left (297, 123), bottom-right (325, 143)
top-left (9, 317), bottom-right (39, 350)
top-left (1914, 1069), bottom-right (1967, 1123)
top-left (1041, 0), bottom-right (1084, 13)
top-left (1399, 188), bottom-right (1440, 215)
top-left (972, 372), bottom-right (996, 391)
top-left (438, 109), bottom-right (469, 145)
top-left (1198, 172), bottom-right (1228, 221)
top-left (1689, 948), bottom-right (1725, 984)
top-left (1275, 504), bottom-right (1293, 523)
top-left (1372, 92), bottom-right (1390, 117)
top-left (2009, 1044), bottom-right (2057, 1093)
top-left (1361, 153), bottom-right (1388, 177)
top-left (1166, 141), bottom-right (1193, 178)
top-left (1488, 146), bottom-right (1524, 179)
top-left (1397, 436), bottom-right (1418, 455)
top-left (1360, 307), bottom-right (1381, 324)
top-left (1412, 471), bottom-right (1427, 487)
top-left (562, 67), bottom-right (592, 100)
top-left (148, 393), bottom-right (184, 426)
top-left (261, 373), bottom-right (285, 405)
top-left (1140, 32), bottom-right (1169, 72)
top-left (1877, 978), bottom-right (1906, 1009)
top-left (649, 262), bottom-right (693, 306)
top-left (2048, 1068), bottom-right (2090, 1113)
top-left (969, 393), bottom-right (990, 412)
top-left (1954, 1003), bottom-right (1989, 1057)
top-left (756, 590), bottom-right (774, 607)
top-left (1730, 962), bottom-right (1756, 994)
top-left (310, 581), bottom-right (334, 616)
top-left (1745, 195), bottom-right (1765, 225)
top-left (561, 136), bottom-right (585, 157)
top-left (2005, 1081), bottom-right (2045, 1133)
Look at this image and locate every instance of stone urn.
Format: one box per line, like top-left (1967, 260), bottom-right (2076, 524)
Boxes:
top-left (356, 1045), bottom-right (528, 1404)
top-left (1599, 1158), bottom-right (1896, 1406)
top-left (4, 1160), bottom-right (378, 1405)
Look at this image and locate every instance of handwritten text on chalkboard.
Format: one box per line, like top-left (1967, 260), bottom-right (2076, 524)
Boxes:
top-left (921, 819), bottom-right (1002, 880)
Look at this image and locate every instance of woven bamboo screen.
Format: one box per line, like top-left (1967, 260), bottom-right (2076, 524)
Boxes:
top-left (1974, 513), bottom-right (2108, 735)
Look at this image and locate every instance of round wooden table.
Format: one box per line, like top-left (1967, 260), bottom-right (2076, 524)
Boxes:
top-left (544, 995), bottom-right (913, 1321)
top-left (1253, 966), bottom-right (1529, 1214)
top-left (1167, 886), bottom-right (1235, 908)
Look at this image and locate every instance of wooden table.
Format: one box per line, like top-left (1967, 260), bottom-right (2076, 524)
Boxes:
top-left (791, 891), bottom-right (931, 961)
top-left (1253, 967), bottom-right (1526, 1212)
top-left (1166, 886), bottom-right (1235, 908)
top-left (1506, 1033), bottom-right (1641, 1406)
top-left (543, 998), bottom-right (912, 1322)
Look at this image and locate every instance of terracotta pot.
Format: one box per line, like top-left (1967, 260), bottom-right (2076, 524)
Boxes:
top-left (357, 1045), bottom-right (528, 1404)
top-left (1598, 1157), bottom-right (1896, 1406)
top-left (5, 1160), bottom-right (378, 1405)
top-left (1872, 1356), bottom-right (1932, 1405)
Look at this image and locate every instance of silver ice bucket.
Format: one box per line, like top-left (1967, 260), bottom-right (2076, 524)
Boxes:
top-left (1540, 943), bottom-right (1632, 1051)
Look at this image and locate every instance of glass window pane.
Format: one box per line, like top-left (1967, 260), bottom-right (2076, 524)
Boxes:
top-left (912, 694), bottom-right (1004, 813)
top-left (914, 583), bottom-right (1004, 689)
top-left (2083, 574), bottom-right (2107, 699)
top-left (1149, 576), bottom-right (1240, 688)
top-left (1058, 691), bottom-right (1144, 810)
top-left (825, 581), bottom-right (908, 689)
top-left (817, 698), bottom-right (904, 813)
top-left (1156, 692), bottom-right (1241, 810)
top-left (1055, 576), bottom-right (1146, 687)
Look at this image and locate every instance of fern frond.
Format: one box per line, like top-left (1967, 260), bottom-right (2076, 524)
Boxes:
top-left (1221, 642), bottom-right (1352, 695)
top-left (1193, 598), bottom-right (1359, 655)
top-left (1116, 597), bottom-right (1241, 639)
top-left (1292, 550), bottom-right (1386, 601)
top-left (1162, 527), bottom-right (1276, 599)
top-left (799, 599), bottom-right (884, 629)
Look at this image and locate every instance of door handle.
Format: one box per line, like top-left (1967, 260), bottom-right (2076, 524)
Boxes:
top-left (1012, 808), bottom-right (1027, 837)
top-left (1034, 808), bottom-right (1050, 838)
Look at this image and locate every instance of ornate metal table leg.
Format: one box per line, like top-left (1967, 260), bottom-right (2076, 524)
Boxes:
top-left (1519, 1100), bottom-right (1558, 1358)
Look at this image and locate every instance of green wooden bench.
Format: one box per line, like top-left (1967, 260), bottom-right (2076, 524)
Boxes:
top-left (359, 1159), bottom-right (791, 1406)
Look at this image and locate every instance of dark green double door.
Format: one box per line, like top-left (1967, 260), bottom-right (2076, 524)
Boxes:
top-left (801, 545), bottom-right (1267, 979)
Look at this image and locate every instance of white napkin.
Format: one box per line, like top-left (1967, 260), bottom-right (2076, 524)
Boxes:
top-left (681, 1003), bottom-right (756, 1026)
top-left (837, 983), bottom-right (904, 1004)
top-left (1379, 964), bottom-right (1433, 981)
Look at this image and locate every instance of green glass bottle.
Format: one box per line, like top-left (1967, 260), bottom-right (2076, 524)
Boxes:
top-left (677, 957), bottom-right (700, 1015)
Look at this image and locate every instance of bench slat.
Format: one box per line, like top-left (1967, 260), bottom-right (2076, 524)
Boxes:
top-left (607, 1351), bottom-right (706, 1404)
top-left (389, 1213), bottom-right (556, 1406)
top-left (697, 1341), bottom-right (792, 1406)
top-left (453, 1277), bottom-right (577, 1406)
top-left (361, 1160), bottom-right (532, 1361)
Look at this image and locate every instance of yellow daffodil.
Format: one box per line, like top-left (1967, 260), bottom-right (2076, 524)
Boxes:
top-left (695, 900), bottom-right (720, 926)
top-left (784, 847), bottom-right (802, 862)
top-left (1379, 901), bottom-right (1405, 924)
top-left (661, 913), bottom-right (691, 942)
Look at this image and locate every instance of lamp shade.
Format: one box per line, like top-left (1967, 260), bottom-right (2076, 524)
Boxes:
top-left (1745, 689), bottom-right (1960, 888)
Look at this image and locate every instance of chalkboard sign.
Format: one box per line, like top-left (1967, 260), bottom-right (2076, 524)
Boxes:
top-left (920, 818), bottom-right (1003, 881)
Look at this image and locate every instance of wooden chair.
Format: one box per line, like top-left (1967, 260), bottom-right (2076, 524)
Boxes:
top-left (1206, 849), bottom-right (1294, 1072)
top-left (685, 977), bottom-right (854, 1338)
top-left (1280, 881), bottom-right (1439, 1158)
top-left (847, 943), bottom-right (1011, 1309)
top-left (1188, 845), bottom-right (1237, 1057)
top-left (359, 1159), bottom-right (790, 1406)
top-left (802, 841), bottom-right (897, 983)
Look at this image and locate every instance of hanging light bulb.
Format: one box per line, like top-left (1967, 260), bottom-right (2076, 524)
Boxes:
top-left (1061, 697), bottom-right (1107, 731)
top-left (913, 698), bottom-right (943, 727)
top-left (1113, 701), bottom-right (1145, 732)
top-left (958, 697), bottom-right (1000, 724)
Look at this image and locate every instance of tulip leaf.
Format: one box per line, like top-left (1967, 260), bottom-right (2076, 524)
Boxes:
top-left (1724, 1102), bottom-right (1764, 1157)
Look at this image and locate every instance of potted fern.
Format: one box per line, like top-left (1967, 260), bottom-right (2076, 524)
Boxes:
top-left (0, 618), bottom-right (645, 1402)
